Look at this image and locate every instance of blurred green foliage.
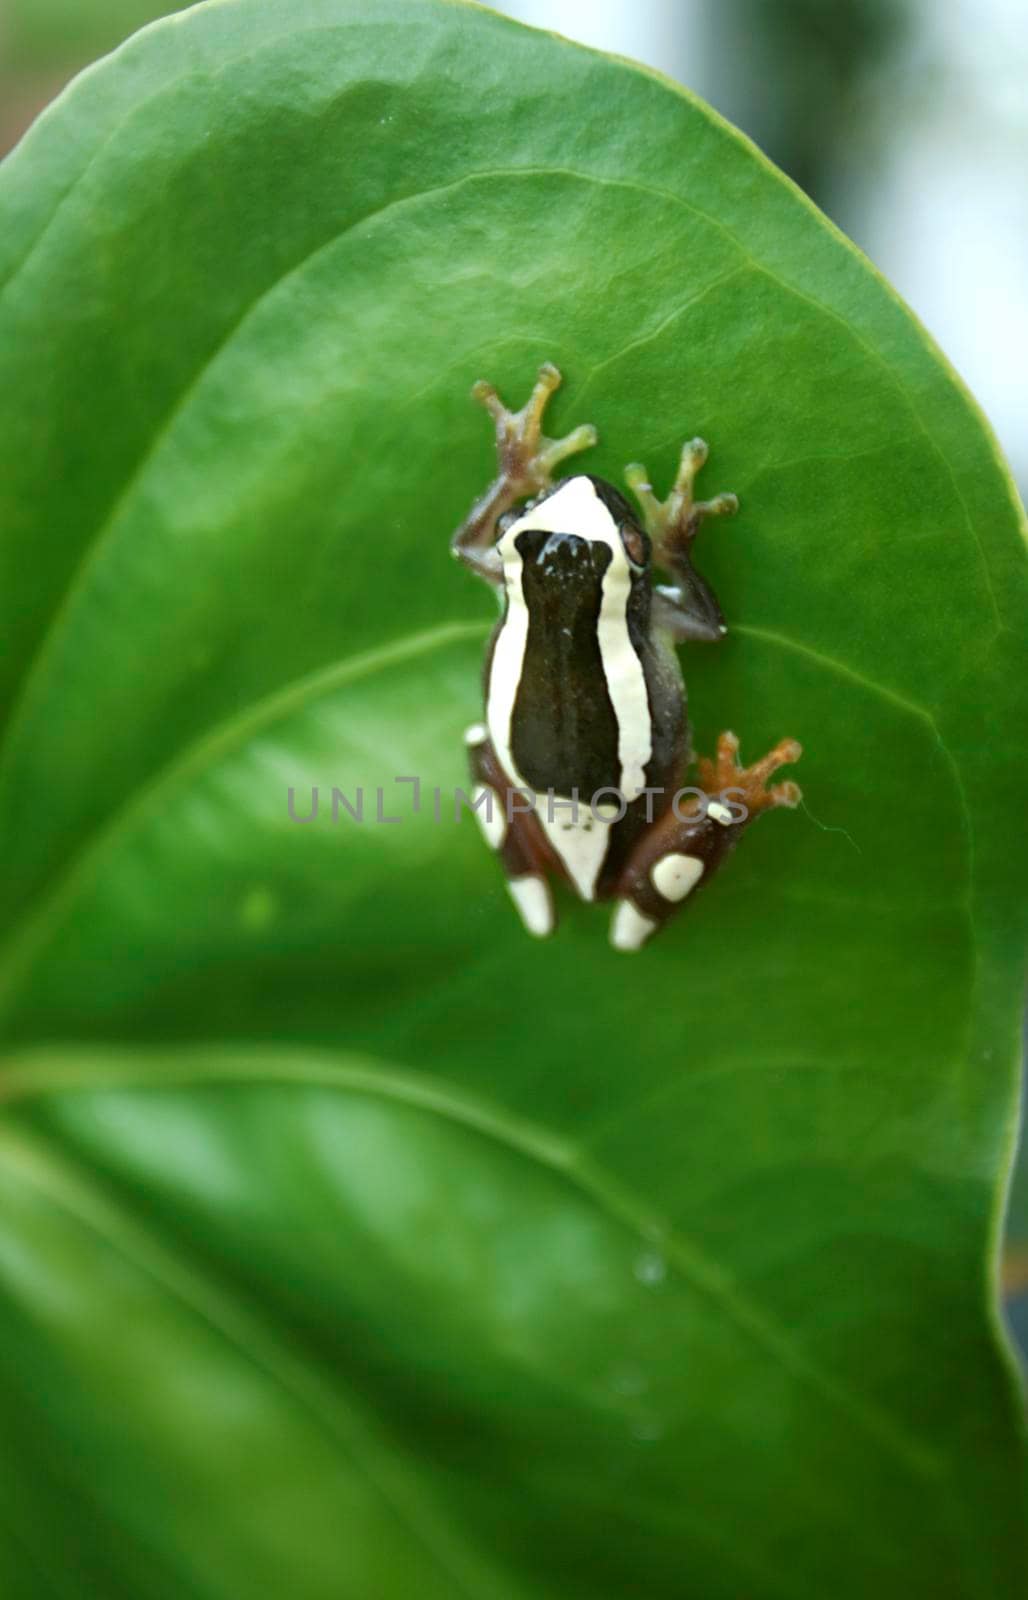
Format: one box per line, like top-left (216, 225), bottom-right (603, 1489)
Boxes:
top-left (715, 0), bottom-right (910, 208)
top-left (1, 0), bottom-right (186, 71)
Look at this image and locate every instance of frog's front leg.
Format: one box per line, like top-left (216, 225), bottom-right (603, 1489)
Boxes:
top-left (464, 723), bottom-right (559, 937)
top-left (450, 363), bottom-right (598, 587)
top-left (609, 732), bottom-right (802, 951)
top-left (625, 437), bottom-right (738, 642)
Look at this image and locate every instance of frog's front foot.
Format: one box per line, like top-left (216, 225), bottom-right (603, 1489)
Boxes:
top-left (472, 362), bottom-right (597, 502)
top-left (624, 436), bottom-right (738, 569)
top-left (451, 363), bottom-right (597, 583)
top-left (622, 436), bottom-right (737, 644)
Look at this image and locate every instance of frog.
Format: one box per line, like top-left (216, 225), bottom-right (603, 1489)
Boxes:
top-left (450, 362), bottom-right (802, 950)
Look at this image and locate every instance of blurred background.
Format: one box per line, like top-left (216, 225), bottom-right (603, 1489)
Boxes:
top-left (1, 0), bottom-right (1025, 1340)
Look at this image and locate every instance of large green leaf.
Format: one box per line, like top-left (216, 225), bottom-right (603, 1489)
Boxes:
top-left (0, 1), bottom-right (1025, 1595)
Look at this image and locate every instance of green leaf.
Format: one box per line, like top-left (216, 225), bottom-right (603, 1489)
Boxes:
top-left (0, 2), bottom-right (1025, 1595)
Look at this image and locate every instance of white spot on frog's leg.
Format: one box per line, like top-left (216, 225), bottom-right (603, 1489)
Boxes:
top-left (508, 875), bottom-right (554, 938)
top-left (472, 785), bottom-right (506, 850)
top-left (707, 801), bottom-right (733, 826)
top-left (463, 722), bottom-right (488, 747)
top-left (610, 899), bottom-right (657, 952)
top-left (651, 852), bottom-right (704, 902)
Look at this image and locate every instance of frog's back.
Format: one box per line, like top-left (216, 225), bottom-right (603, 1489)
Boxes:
top-left (481, 478), bottom-right (687, 899)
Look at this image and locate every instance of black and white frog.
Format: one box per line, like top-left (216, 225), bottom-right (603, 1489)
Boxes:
top-left (451, 363), bottom-right (801, 950)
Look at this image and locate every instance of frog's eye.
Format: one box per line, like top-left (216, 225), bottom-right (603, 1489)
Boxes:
top-left (620, 522), bottom-right (651, 568)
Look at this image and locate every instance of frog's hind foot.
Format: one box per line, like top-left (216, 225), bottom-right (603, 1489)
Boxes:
top-left (624, 436), bottom-right (737, 568)
top-left (608, 732), bottom-right (802, 952)
top-left (472, 363), bottom-right (597, 501)
top-left (697, 730), bottom-right (803, 817)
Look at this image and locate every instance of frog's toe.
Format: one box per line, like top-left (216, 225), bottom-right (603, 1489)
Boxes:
top-left (699, 732), bottom-right (803, 817)
top-left (610, 897), bottom-right (659, 952)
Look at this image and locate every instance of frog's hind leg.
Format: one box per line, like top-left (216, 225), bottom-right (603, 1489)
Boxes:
top-left (608, 732), bottom-right (802, 951)
top-left (464, 723), bottom-right (557, 938)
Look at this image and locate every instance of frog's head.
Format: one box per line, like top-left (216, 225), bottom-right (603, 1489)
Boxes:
top-left (496, 475), bottom-right (651, 621)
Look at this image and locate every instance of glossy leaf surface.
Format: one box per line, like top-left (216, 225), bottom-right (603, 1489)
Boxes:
top-left (0, 2), bottom-right (1026, 1595)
